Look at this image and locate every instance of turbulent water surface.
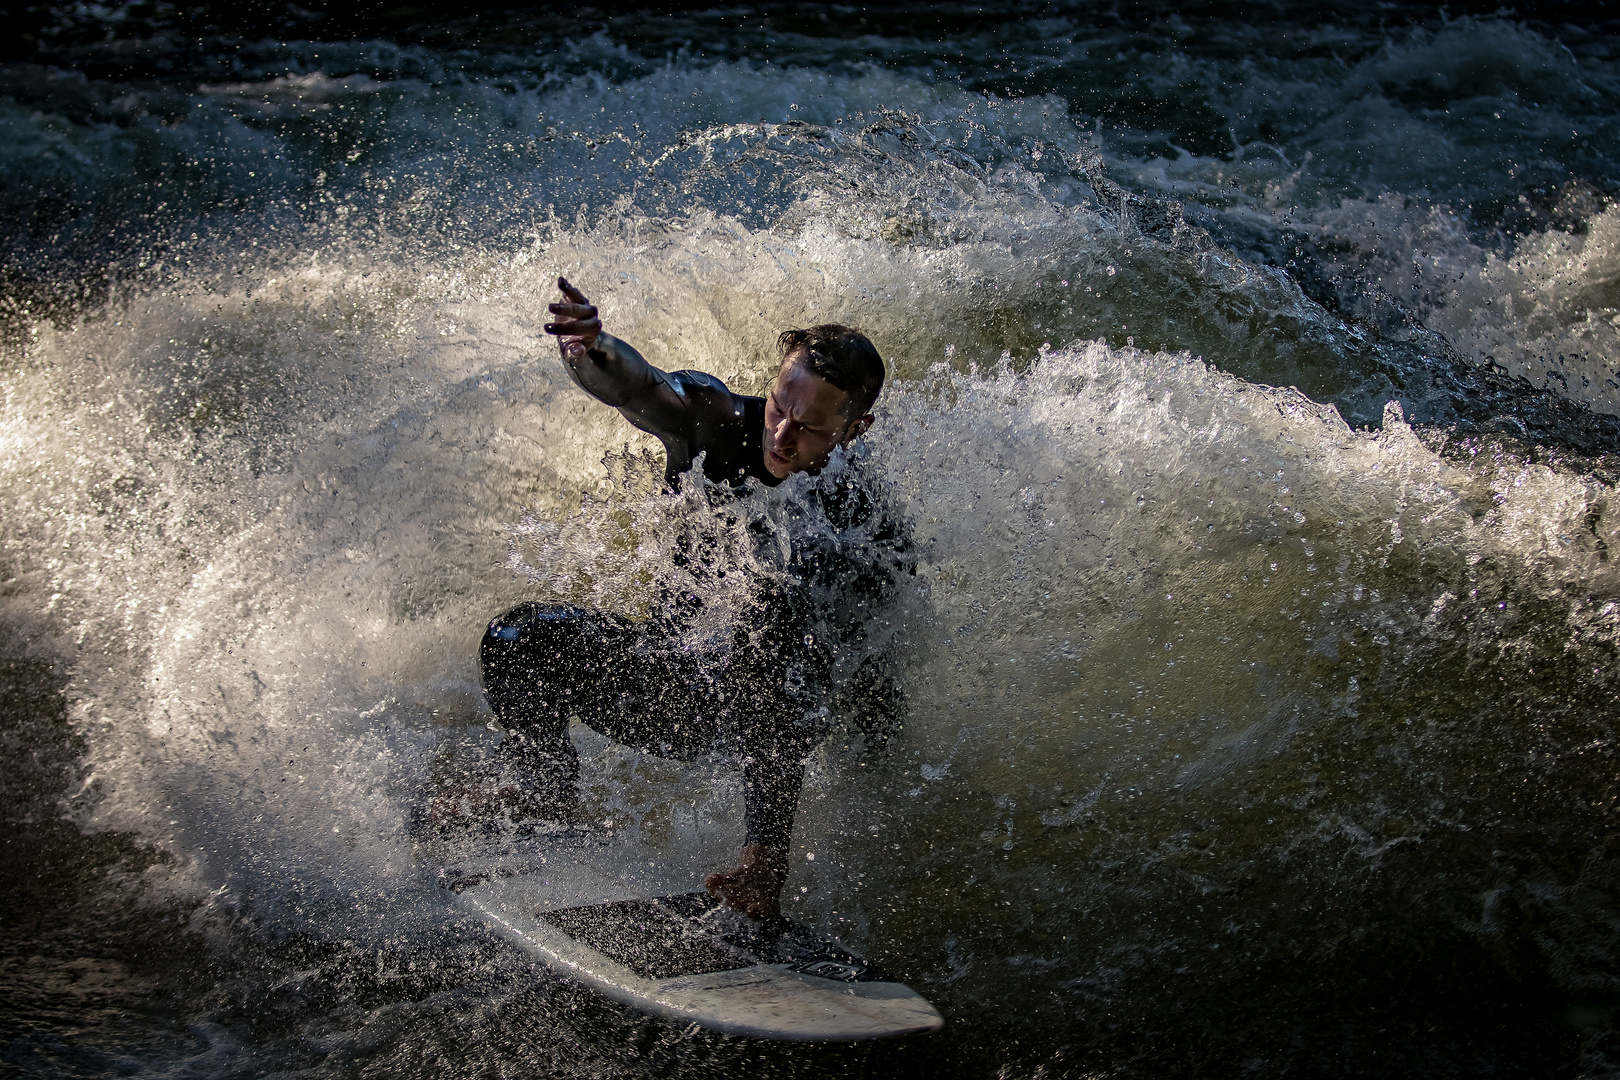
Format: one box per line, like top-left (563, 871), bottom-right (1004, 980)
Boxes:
top-left (5, 2), bottom-right (1620, 1076)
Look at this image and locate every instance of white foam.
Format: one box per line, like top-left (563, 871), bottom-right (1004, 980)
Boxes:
top-left (9, 195), bottom-right (1612, 936)
top-left (2, 29), bottom-right (1618, 998)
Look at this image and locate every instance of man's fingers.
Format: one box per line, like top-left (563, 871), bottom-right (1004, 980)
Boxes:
top-left (544, 315), bottom-right (599, 335)
top-left (545, 287), bottom-right (599, 341)
top-left (549, 279), bottom-right (602, 346)
top-left (703, 869), bottom-right (776, 918)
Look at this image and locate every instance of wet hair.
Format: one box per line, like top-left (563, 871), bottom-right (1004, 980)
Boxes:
top-left (776, 324), bottom-right (885, 417)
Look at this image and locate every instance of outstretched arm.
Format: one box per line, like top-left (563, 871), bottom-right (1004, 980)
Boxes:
top-left (543, 277), bottom-right (691, 441)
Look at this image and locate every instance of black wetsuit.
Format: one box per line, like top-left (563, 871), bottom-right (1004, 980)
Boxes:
top-left (559, 332), bottom-right (782, 492)
top-left (480, 334), bottom-right (906, 853)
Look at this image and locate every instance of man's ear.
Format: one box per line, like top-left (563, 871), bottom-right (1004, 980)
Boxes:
top-left (845, 414), bottom-right (875, 443)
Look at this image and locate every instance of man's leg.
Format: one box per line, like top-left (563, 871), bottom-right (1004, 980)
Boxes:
top-left (472, 602), bottom-right (631, 823)
top-left (585, 643), bottom-right (719, 763)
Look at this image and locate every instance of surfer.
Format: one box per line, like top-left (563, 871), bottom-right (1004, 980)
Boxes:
top-left (438, 278), bottom-right (906, 920)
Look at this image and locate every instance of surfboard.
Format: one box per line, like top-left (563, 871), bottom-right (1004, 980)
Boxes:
top-left (427, 828), bottom-right (944, 1041)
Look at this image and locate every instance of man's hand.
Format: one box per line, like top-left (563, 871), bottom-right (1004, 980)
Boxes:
top-left (543, 276), bottom-right (600, 360)
top-left (704, 843), bottom-right (789, 920)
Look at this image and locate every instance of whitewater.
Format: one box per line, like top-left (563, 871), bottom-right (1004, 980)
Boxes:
top-left (4, 4), bottom-right (1620, 1077)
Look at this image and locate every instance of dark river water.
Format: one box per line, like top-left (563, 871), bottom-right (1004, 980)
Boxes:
top-left (5, 2), bottom-right (1620, 1076)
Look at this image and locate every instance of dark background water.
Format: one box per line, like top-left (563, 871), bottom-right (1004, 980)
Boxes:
top-left (5, 2), bottom-right (1620, 1078)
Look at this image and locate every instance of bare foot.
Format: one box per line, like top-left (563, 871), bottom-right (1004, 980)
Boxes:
top-left (704, 843), bottom-right (789, 920)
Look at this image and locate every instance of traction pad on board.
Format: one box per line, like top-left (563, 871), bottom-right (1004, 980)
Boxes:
top-left (538, 891), bottom-right (887, 983)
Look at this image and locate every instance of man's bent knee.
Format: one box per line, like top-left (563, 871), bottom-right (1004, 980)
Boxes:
top-left (480, 602), bottom-right (636, 723)
top-left (481, 603), bottom-right (583, 720)
top-left (481, 602), bottom-right (587, 676)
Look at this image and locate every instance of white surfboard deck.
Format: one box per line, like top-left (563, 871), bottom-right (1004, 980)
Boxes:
top-left (428, 829), bottom-right (943, 1041)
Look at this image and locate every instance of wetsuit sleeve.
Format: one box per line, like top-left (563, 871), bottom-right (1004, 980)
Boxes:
top-left (742, 752), bottom-right (806, 854)
top-left (560, 332), bottom-right (695, 446)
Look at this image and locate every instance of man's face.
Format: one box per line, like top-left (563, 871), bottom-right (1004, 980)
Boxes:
top-left (761, 356), bottom-right (872, 479)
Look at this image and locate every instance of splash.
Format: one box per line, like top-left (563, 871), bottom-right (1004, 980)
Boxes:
top-left (4, 8), bottom-right (1620, 1075)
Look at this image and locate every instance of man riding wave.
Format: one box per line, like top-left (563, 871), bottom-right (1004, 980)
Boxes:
top-left (433, 278), bottom-right (909, 920)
